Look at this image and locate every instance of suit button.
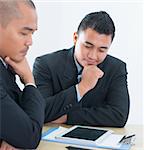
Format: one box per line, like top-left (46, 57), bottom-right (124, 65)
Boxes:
top-left (69, 104), bottom-right (72, 107)
top-left (66, 105), bottom-right (69, 109)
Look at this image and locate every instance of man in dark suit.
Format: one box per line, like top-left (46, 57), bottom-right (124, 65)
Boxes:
top-left (0, 0), bottom-right (45, 149)
top-left (33, 11), bottom-right (130, 127)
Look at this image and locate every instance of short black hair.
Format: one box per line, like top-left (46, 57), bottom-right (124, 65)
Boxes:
top-left (26, 0), bottom-right (36, 9)
top-left (77, 11), bottom-right (115, 41)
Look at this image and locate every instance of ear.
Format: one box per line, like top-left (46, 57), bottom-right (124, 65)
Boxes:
top-left (73, 32), bottom-right (78, 46)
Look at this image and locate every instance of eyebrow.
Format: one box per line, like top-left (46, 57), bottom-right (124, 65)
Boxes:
top-left (23, 27), bottom-right (37, 32)
top-left (85, 41), bottom-right (94, 46)
top-left (85, 41), bottom-right (108, 49)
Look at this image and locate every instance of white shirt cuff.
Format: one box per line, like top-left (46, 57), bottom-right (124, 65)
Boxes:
top-left (25, 83), bottom-right (37, 88)
top-left (76, 84), bottom-right (82, 102)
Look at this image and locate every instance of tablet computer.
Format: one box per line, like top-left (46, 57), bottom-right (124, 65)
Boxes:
top-left (56, 125), bottom-right (113, 145)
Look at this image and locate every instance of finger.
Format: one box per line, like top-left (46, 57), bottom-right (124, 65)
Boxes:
top-left (99, 72), bottom-right (104, 78)
top-left (4, 57), bottom-right (15, 68)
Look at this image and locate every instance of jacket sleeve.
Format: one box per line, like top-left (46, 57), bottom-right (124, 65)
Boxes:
top-left (33, 57), bottom-right (79, 123)
top-left (0, 80), bottom-right (45, 149)
top-left (67, 62), bottom-right (130, 127)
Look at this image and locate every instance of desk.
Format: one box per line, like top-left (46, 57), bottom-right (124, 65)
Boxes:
top-left (38, 124), bottom-right (144, 150)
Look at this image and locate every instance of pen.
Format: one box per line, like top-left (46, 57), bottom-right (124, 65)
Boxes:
top-left (124, 134), bottom-right (136, 140)
top-left (118, 135), bottom-right (126, 143)
top-left (118, 134), bottom-right (136, 144)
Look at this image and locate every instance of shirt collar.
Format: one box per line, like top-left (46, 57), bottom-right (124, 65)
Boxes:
top-left (0, 57), bottom-right (8, 68)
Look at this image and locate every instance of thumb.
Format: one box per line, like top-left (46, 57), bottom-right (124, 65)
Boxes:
top-left (5, 57), bottom-right (16, 68)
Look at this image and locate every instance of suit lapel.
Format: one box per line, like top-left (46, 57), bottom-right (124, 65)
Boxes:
top-left (0, 60), bottom-right (21, 103)
top-left (62, 47), bottom-right (78, 88)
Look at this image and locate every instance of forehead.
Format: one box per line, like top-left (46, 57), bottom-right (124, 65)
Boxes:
top-left (79, 28), bottom-right (112, 45)
top-left (8, 2), bottom-right (37, 30)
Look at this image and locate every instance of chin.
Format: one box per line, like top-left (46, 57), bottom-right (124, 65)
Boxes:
top-left (12, 56), bottom-right (24, 62)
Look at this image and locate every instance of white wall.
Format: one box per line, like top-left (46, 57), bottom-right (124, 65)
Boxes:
top-left (26, 0), bottom-right (143, 125)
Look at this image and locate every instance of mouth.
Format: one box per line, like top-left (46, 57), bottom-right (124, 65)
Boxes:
top-left (20, 48), bottom-right (28, 56)
top-left (85, 59), bottom-right (98, 65)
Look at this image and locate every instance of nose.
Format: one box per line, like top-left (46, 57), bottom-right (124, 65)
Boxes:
top-left (25, 35), bottom-right (33, 46)
top-left (88, 49), bottom-right (98, 60)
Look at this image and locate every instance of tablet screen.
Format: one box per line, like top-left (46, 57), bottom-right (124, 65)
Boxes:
top-left (62, 127), bottom-right (107, 141)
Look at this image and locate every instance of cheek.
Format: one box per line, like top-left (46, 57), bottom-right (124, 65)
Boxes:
top-left (78, 48), bottom-right (87, 61)
top-left (80, 45), bottom-right (88, 58)
top-left (75, 44), bottom-right (83, 58)
top-left (99, 53), bottom-right (107, 61)
top-left (5, 37), bottom-right (22, 59)
top-left (5, 34), bottom-right (20, 50)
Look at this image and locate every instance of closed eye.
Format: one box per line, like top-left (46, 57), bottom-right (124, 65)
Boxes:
top-left (99, 48), bottom-right (108, 53)
top-left (20, 32), bottom-right (28, 36)
top-left (85, 45), bottom-right (92, 48)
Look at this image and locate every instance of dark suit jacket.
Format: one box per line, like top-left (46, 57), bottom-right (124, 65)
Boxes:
top-left (0, 60), bottom-right (45, 149)
top-left (33, 47), bottom-right (130, 127)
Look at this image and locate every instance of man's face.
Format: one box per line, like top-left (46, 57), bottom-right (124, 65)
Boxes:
top-left (0, 3), bottom-right (37, 62)
top-left (74, 28), bottom-right (112, 67)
